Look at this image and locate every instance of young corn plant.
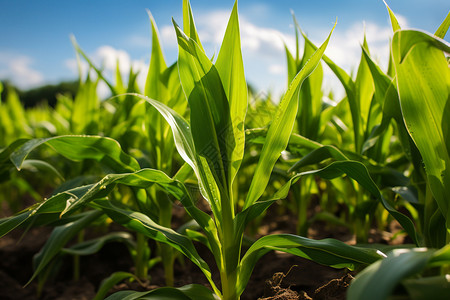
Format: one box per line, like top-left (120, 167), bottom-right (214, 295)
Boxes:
top-left (283, 13), bottom-right (333, 236)
top-left (0, 1), bottom-right (387, 299)
top-left (347, 4), bottom-right (450, 299)
top-left (284, 8), bottom-right (424, 243)
top-left (68, 11), bottom-right (187, 286)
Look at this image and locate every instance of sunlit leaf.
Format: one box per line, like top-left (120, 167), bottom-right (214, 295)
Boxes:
top-left (244, 21), bottom-right (336, 209)
top-left (392, 29), bottom-right (450, 230)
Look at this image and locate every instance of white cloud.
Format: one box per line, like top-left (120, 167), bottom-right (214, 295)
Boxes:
top-left (160, 25), bottom-right (177, 49)
top-left (395, 14), bottom-right (409, 29)
top-left (0, 52), bottom-right (44, 89)
top-left (268, 64), bottom-right (285, 75)
top-left (128, 34), bottom-right (151, 48)
top-left (65, 46), bottom-right (149, 99)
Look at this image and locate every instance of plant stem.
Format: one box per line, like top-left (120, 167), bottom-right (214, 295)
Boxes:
top-left (135, 232), bottom-right (149, 280)
top-left (73, 229), bottom-right (85, 281)
top-left (220, 192), bottom-right (240, 300)
top-left (157, 189), bottom-right (176, 286)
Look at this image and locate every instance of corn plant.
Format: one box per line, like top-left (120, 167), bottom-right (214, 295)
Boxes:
top-left (346, 3), bottom-right (450, 299)
top-left (283, 3), bottom-right (433, 243)
top-left (0, 1), bottom-right (389, 299)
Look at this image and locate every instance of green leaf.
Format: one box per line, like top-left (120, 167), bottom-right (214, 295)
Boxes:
top-left (245, 129), bottom-right (322, 152)
top-left (435, 11), bottom-right (450, 39)
top-left (215, 1), bottom-right (247, 189)
top-left (285, 44), bottom-right (297, 85)
top-left (288, 145), bottom-right (349, 172)
top-left (392, 29), bottom-right (450, 229)
top-left (0, 139), bottom-right (28, 182)
top-left (0, 184), bottom-right (98, 238)
top-left (71, 74), bottom-right (100, 134)
top-left (111, 94), bottom-right (221, 240)
top-left (355, 42), bottom-right (377, 143)
top-left (28, 210), bottom-right (103, 285)
top-left (143, 9), bottom-right (177, 173)
top-left (301, 31), bottom-right (361, 152)
top-left (383, 0), bottom-right (401, 32)
top-left (174, 19), bottom-right (231, 203)
top-left (403, 275), bottom-right (450, 300)
top-left (296, 20), bottom-right (324, 140)
top-left (182, 0), bottom-right (204, 52)
top-left (20, 159), bottom-right (65, 181)
top-left (244, 21), bottom-right (336, 209)
top-left (58, 169), bottom-right (193, 215)
top-left (93, 271), bottom-right (139, 300)
top-left (62, 232), bottom-right (135, 256)
top-left (120, 94), bottom-right (196, 177)
top-left (347, 248), bottom-right (438, 300)
top-left (11, 135), bottom-right (140, 173)
top-left (0, 210), bottom-right (34, 237)
top-left (92, 199), bottom-right (220, 296)
top-left (238, 234), bottom-right (384, 297)
top-left (105, 284), bottom-right (218, 300)
top-left (145, 10), bottom-right (168, 101)
top-left (297, 160), bottom-right (419, 244)
top-left (359, 46), bottom-right (394, 153)
top-left (70, 35), bottom-right (117, 95)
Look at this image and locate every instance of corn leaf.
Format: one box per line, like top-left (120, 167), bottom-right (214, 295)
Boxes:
top-left (182, 0), bottom-right (204, 52)
top-left (237, 234), bottom-right (384, 297)
top-left (435, 11), bottom-right (450, 39)
top-left (383, 0), bottom-right (401, 32)
top-left (296, 23), bottom-right (324, 140)
top-left (174, 20), bottom-right (231, 213)
top-left (355, 38), bottom-right (378, 144)
top-left (0, 183), bottom-right (101, 237)
top-left (94, 271), bottom-right (138, 300)
top-left (298, 160), bottom-right (418, 244)
top-left (288, 145), bottom-right (349, 172)
top-left (11, 136), bottom-right (140, 173)
top-left (0, 139), bottom-right (28, 181)
top-left (347, 247), bottom-right (450, 300)
top-left (240, 159), bottom-right (418, 244)
top-left (92, 199), bottom-right (219, 296)
top-left (122, 93), bottom-right (221, 220)
top-left (392, 29), bottom-right (450, 228)
top-left (302, 33), bottom-right (362, 152)
top-left (285, 44), bottom-right (297, 85)
top-left (62, 232), bottom-right (135, 256)
top-left (70, 35), bottom-right (117, 95)
top-left (403, 275), bottom-right (450, 300)
top-left (105, 284), bottom-right (218, 300)
top-left (145, 10), bottom-right (168, 101)
top-left (244, 22), bottom-right (336, 209)
top-left (0, 210), bottom-right (35, 237)
top-left (28, 210), bottom-right (103, 285)
top-left (245, 129), bottom-right (322, 151)
top-left (215, 1), bottom-right (247, 188)
top-left (20, 159), bottom-right (64, 181)
top-left (71, 74), bottom-right (100, 134)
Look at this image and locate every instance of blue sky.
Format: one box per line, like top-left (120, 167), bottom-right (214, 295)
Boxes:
top-left (0, 0), bottom-right (448, 97)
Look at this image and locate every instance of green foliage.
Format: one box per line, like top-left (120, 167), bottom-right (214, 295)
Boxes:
top-left (0, 1), bottom-right (449, 299)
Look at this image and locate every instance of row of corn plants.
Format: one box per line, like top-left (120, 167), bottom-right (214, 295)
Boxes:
top-left (1, 1), bottom-right (450, 299)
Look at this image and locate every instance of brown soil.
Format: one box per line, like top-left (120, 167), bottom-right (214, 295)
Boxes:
top-left (0, 199), bottom-right (406, 299)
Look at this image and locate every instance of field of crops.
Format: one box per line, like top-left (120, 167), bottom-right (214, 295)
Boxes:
top-left (1, 1), bottom-right (450, 299)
